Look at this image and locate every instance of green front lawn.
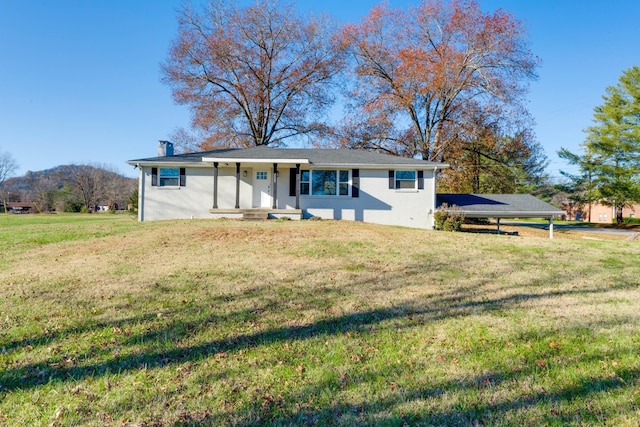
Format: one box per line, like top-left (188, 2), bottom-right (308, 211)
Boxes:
top-left (0, 214), bottom-right (639, 425)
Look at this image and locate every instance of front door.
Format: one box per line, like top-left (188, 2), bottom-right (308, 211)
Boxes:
top-left (252, 170), bottom-right (271, 208)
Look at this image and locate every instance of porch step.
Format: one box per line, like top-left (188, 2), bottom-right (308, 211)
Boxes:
top-left (242, 210), bottom-right (269, 221)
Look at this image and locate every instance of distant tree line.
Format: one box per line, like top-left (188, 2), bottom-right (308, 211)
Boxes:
top-left (3, 164), bottom-right (136, 213)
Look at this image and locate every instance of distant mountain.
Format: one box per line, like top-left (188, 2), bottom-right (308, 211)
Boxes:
top-left (5, 165), bottom-right (134, 192)
top-left (3, 164), bottom-right (136, 211)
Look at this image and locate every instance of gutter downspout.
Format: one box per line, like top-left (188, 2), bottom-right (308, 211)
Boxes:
top-left (138, 165), bottom-right (145, 222)
top-left (431, 166), bottom-right (438, 229)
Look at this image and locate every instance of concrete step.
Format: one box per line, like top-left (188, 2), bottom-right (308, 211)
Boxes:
top-left (243, 211), bottom-right (269, 221)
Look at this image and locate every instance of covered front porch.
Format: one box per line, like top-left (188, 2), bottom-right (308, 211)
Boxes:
top-left (203, 155), bottom-right (309, 212)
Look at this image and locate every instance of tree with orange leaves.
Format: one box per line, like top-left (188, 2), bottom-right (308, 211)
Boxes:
top-left (341, 0), bottom-right (540, 167)
top-left (438, 102), bottom-right (548, 193)
top-left (162, 1), bottom-right (345, 151)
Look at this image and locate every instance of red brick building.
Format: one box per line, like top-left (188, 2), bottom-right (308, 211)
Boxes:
top-left (561, 201), bottom-right (640, 223)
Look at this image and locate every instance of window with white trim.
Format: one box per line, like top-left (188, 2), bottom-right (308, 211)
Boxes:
top-left (300, 170), bottom-right (350, 196)
top-left (338, 170), bottom-right (349, 195)
top-left (151, 167), bottom-right (186, 187)
top-left (159, 168), bottom-right (180, 187)
top-left (395, 170), bottom-right (416, 189)
top-left (301, 170), bottom-right (310, 195)
top-left (256, 171), bottom-right (267, 180)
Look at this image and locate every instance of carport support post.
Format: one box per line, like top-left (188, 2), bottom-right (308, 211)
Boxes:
top-left (549, 217), bottom-right (554, 239)
top-left (496, 218), bottom-right (501, 234)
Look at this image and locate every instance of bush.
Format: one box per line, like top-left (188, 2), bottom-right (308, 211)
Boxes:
top-left (623, 217), bottom-right (640, 225)
top-left (434, 203), bottom-right (464, 232)
top-left (128, 189), bottom-right (138, 213)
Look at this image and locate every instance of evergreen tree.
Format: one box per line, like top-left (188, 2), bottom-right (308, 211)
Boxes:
top-left (559, 66), bottom-right (640, 224)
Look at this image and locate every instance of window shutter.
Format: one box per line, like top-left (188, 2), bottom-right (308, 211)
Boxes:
top-left (289, 168), bottom-right (297, 196)
top-left (417, 170), bottom-right (424, 189)
top-left (352, 169), bottom-right (359, 198)
top-left (388, 170), bottom-right (394, 189)
top-left (179, 168), bottom-right (186, 186)
top-left (151, 168), bottom-right (158, 186)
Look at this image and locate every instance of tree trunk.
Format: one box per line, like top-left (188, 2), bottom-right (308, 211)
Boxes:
top-left (471, 148), bottom-right (480, 193)
top-left (616, 205), bottom-right (623, 225)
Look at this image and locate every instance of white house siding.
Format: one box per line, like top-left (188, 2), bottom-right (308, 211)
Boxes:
top-left (276, 167), bottom-right (436, 229)
top-left (140, 166), bottom-right (212, 221)
top-left (138, 165), bottom-right (436, 229)
top-left (140, 166), bottom-right (251, 221)
top-left (216, 166), bottom-right (253, 208)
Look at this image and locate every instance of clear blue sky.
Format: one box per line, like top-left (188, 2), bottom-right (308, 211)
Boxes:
top-left (1, 1), bottom-right (639, 180)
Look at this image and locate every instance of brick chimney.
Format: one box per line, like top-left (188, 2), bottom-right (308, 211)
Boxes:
top-left (157, 140), bottom-right (174, 157)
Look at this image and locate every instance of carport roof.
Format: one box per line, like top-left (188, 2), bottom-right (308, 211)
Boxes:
top-left (436, 194), bottom-right (563, 218)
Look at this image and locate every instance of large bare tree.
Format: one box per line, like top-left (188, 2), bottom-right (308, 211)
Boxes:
top-left (341, 0), bottom-right (539, 163)
top-left (25, 171), bottom-right (57, 213)
top-left (162, 0), bottom-right (346, 151)
top-left (0, 149), bottom-right (18, 213)
top-left (64, 164), bottom-right (133, 211)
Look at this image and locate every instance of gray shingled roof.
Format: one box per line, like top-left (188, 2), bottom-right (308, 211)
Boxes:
top-left (127, 145), bottom-right (447, 168)
top-left (127, 148), bottom-right (237, 164)
top-left (436, 194), bottom-right (563, 218)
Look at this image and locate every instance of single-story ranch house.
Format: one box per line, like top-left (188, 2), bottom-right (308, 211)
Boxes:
top-left (127, 142), bottom-right (448, 229)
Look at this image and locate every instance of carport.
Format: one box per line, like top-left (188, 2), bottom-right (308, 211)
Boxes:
top-left (436, 194), bottom-right (564, 239)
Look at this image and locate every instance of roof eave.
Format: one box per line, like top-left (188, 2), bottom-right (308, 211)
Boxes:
top-left (310, 162), bottom-right (448, 170)
top-left (126, 160), bottom-right (209, 168)
top-left (454, 211), bottom-right (564, 218)
top-left (201, 157), bottom-right (311, 164)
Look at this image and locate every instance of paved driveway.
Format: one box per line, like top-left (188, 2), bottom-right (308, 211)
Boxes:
top-left (501, 221), bottom-right (640, 237)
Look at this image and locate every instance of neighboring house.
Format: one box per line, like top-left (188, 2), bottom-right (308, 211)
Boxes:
top-left (4, 201), bottom-right (37, 214)
top-left (586, 203), bottom-right (640, 223)
top-left (559, 201), bottom-right (640, 223)
top-left (559, 199), bottom-right (584, 221)
top-left (127, 142), bottom-right (448, 229)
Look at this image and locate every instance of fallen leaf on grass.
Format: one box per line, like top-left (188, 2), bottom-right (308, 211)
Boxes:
top-left (54, 407), bottom-right (65, 420)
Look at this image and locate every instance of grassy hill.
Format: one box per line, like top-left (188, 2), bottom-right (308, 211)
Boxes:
top-left (1, 214), bottom-right (639, 426)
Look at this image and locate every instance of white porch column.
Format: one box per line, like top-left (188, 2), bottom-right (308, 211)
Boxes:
top-left (272, 163), bottom-right (278, 209)
top-left (213, 162), bottom-right (218, 209)
top-left (235, 163), bottom-right (240, 209)
top-left (295, 164), bottom-right (300, 210)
